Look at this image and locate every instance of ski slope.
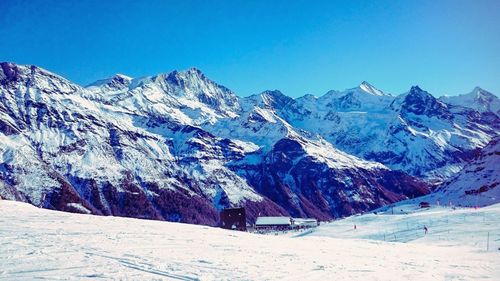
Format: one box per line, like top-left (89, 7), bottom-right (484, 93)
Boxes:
top-left (309, 202), bottom-right (500, 250)
top-left (1, 200), bottom-right (499, 280)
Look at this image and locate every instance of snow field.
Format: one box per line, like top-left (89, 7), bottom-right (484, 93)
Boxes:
top-left (310, 203), bottom-right (500, 252)
top-left (1, 200), bottom-right (499, 280)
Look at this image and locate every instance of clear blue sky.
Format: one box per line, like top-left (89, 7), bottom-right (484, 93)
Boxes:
top-left (1, 0), bottom-right (499, 97)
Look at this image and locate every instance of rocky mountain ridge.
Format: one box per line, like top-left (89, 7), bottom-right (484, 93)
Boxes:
top-left (0, 62), bottom-right (498, 224)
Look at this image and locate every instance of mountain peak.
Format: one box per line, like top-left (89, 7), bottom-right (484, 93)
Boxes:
top-left (261, 89), bottom-right (286, 99)
top-left (359, 81), bottom-right (372, 88)
top-left (260, 90), bottom-right (293, 109)
top-left (398, 85), bottom-right (452, 118)
top-left (358, 81), bottom-right (386, 96)
top-left (186, 67), bottom-right (203, 75)
top-left (471, 87), bottom-right (497, 99)
top-left (244, 90), bottom-right (294, 111)
top-left (177, 67), bottom-right (206, 80)
top-left (159, 67), bottom-right (210, 87)
top-left (439, 87), bottom-right (499, 114)
top-left (405, 86), bottom-right (435, 101)
top-left (409, 85), bottom-right (423, 93)
top-left (85, 74), bottom-right (132, 89)
top-left (148, 67), bottom-right (241, 115)
top-left (114, 73), bottom-right (132, 80)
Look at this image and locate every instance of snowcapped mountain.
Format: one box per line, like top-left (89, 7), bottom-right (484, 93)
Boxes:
top-left (0, 62), bottom-right (286, 225)
top-left (0, 61), bottom-right (497, 225)
top-left (273, 84), bottom-right (499, 181)
top-left (440, 87), bottom-right (500, 115)
top-left (85, 73), bottom-right (133, 90)
top-left (428, 136), bottom-right (500, 206)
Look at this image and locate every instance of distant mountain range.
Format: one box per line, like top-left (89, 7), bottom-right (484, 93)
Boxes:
top-left (0, 62), bottom-right (498, 224)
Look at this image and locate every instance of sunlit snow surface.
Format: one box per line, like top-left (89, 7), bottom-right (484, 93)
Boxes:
top-left (1, 200), bottom-right (498, 280)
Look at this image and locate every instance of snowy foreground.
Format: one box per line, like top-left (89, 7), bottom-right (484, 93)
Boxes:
top-left (1, 201), bottom-right (499, 280)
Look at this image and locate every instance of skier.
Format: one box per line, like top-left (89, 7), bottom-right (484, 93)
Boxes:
top-left (354, 224), bottom-right (357, 230)
top-left (424, 225), bottom-right (428, 234)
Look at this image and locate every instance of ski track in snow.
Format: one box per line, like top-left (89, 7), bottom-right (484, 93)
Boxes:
top-left (1, 200), bottom-right (499, 280)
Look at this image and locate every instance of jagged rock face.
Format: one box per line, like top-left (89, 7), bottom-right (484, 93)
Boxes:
top-left (0, 62), bottom-right (497, 225)
top-left (0, 63), bottom-right (22, 85)
top-left (399, 86), bottom-right (451, 118)
top-left (154, 68), bottom-right (241, 118)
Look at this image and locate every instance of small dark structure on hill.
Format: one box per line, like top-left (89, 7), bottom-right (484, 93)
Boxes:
top-left (419, 201), bottom-right (430, 208)
top-left (220, 207), bottom-right (246, 231)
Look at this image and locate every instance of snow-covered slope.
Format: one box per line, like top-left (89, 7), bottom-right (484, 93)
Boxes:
top-left (1, 200), bottom-right (498, 280)
top-left (309, 201), bottom-right (500, 253)
top-left (427, 136), bottom-right (499, 206)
